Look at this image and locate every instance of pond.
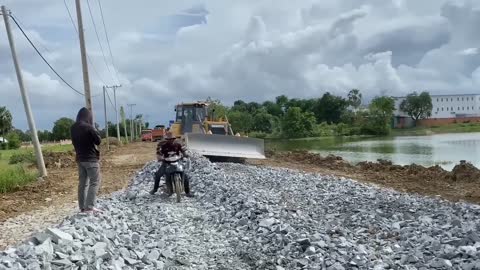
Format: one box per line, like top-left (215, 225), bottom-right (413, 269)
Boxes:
top-left (267, 133), bottom-right (480, 171)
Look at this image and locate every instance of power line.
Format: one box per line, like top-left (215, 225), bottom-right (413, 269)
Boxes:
top-left (105, 87), bottom-right (116, 112)
top-left (96, 0), bottom-right (120, 83)
top-left (9, 14), bottom-right (84, 96)
top-left (12, 14), bottom-right (52, 55)
top-left (85, 0), bottom-right (114, 83)
top-left (63, 0), bottom-right (107, 86)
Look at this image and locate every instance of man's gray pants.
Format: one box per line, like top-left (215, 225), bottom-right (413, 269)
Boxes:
top-left (77, 162), bottom-right (101, 211)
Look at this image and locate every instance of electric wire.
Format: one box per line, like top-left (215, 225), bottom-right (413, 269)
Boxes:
top-left (10, 14), bottom-right (84, 96)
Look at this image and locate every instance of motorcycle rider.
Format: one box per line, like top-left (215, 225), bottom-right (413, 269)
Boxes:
top-left (152, 131), bottom-right (194, 197)
top-left (149, 137), bottom-right (168, 195)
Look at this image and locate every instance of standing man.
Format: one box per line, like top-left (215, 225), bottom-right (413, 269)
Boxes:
top-left (71, 107), bottom-right (102, 213)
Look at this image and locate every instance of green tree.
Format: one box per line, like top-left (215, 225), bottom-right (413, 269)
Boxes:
top-left (38, 130), bottom-right (53, 142)
top-left (275, 95), bottom-right (289, 112)
top-left (362, 96), bottom-right (395, 135)
top-left (11, 129), bottom-right (31, 142)
top-left (228, 110), bottom-right (253, 134)
top-left (0, 106), bottom-right (13, 141)
top-left (281, 107), bottom-right (316, 138)
top-left (206, 97), bottom-right (228, 121)
top-left (400, 91), bottom-right (433, 125)
top-left (144, 122), bottom-right (150, 129)
top-left (262, 101), bottom-right (283, 116)
top-left (370, 96), bottom-right (395, 119)
top-left (347, 89), bottom-right (362, 110)
top-left (313, 93), bottom-right (348, 124)
top-left (6, 132), bottom-right (21, 149)
top-left (252, 108), bottom-right (275, 133)
top-left (232, 100), bottom-right (247, 112)
top-left (52, 117), bottom-right (75, 141)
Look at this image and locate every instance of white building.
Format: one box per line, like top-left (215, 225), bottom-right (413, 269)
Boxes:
top-left (394, 94), bottom-right (480, 119)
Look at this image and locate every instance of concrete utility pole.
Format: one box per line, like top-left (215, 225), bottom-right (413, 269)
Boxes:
top-left (127, 104), bottom-right (136, 142)
top-left (2, 6), bottom-right (47, 177)
top-left (120, 106), bottom-right (128, 143)
top-left (75, 0), bottom-right (93, 118)
top-left (106, 85), bottom-right (122, 145)
top-left (103, 86), bottom-right (109, 150)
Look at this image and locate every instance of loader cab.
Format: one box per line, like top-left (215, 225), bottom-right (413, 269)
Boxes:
top-left (174, 103), bottom-right (209, 135)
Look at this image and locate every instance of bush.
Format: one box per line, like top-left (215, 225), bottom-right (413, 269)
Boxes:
top-left (6, 133), bottom-right (21, 150)
top-left (0, 165), bottom-right (37, 193)
top-left (249, 131), bottom-right (268, 139)
top-left (334, 123), bottom-right (350, 136)
top-left (313, 122), bottom-right (335, 137)
top-left (9, 151), bottom-right (35, 165)
top-left (0, 142), bottom-right (7, 150)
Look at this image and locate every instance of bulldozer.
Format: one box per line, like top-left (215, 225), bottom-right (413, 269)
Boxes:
top-left (169, 101), bottom-right (265, 159)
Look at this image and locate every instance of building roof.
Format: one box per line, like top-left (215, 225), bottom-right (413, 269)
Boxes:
top-left (393, 93), bottom-right (480, 99)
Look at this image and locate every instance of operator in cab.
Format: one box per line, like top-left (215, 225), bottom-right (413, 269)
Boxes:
top-left (151, 131), bottom-right (194, 197)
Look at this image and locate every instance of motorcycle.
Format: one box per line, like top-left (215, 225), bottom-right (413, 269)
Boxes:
top-left (164, 154), bottom-right (190, 203)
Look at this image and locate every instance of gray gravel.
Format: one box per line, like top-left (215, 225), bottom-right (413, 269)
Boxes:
top-left (1, 153), bottom-right (480, 269)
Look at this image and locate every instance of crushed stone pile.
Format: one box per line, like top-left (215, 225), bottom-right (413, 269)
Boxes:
top-left (1, 153), bottom-right (480, 269)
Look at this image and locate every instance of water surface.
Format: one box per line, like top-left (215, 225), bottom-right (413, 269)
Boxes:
top-left (267, 133), bottom-right (480, 171)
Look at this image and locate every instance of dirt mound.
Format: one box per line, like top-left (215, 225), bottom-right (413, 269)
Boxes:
top-left (43, 151), bottom-right (76, 169)
top-left (448, 161), bottom-right (480, 182)
top-left (102, 137), bottom-right (122, 146)
top-left (272, 151), bottom-right (351, 170)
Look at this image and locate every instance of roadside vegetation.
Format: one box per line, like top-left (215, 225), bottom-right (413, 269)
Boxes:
top-left (393, 122), bottom-right (480, 136)
top-left (210, 90), bottom-right (432, 139)
top-left (0, 103), bottom-right (144, 193)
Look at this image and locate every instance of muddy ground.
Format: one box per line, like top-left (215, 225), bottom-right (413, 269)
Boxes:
top-left (249, 150), bottom-right (480, 204)
top-left (0, 142), bottom-right (155, 223)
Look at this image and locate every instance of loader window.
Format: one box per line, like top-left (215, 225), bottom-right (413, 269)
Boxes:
top-left (183, 107), bottom-right (194, 121)
top-left (194, 107), bottom-right (207, 122)
top-left (176, 106), bottom-right (183, 122)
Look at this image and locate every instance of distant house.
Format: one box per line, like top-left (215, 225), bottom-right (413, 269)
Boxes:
top-left (0, 137), bottom-right (8, 143)
top-left (393, 94), bottom-right (480, 128)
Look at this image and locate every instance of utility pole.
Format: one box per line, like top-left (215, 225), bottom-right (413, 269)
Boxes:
top-left (75, 0), bottom-right (93, 118)
top-left (103, 86), bottom-right (109, 150)
top-left (106, 85), bottom-right (122, 145)
top-left (2, 6), bottom-right (47, 177)
top-left (138, 117), bottom-right (142, 137)
top-left (120, 106), bottom-right (128, 143)
top-left (127, 104), bottom-right (136, 142)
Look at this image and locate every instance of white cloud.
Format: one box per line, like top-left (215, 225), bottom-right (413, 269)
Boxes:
top-left (458, 48), bottom-right (478, 55)
top-left (1, 0), bottom-right (480, 130)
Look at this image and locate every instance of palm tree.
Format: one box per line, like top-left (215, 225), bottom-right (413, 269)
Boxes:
top-left (0, 107), bottom-right (13, 142)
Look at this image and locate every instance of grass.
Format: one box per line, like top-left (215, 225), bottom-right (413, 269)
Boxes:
top-left (392, 122), bottom-right (480, 136)
top-left (0, 163), bottom-right (37, 193)
top-left (0, 143), bottom-right (73, 193)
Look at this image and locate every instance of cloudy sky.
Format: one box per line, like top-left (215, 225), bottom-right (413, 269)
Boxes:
top-left (1, 0), bottom-right (480, 130)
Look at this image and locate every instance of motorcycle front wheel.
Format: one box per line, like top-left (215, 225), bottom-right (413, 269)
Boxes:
top-left (174, 173), bottom-right (183, 203)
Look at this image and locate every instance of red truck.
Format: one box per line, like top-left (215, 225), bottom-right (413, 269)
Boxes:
top-left (141, 129), bottom-right (152, 142)
top-left (151, 125), bottom-right (166, 142)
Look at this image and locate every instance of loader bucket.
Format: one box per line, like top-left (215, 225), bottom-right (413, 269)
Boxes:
top-left (184, 133), bottom-right (265, 159)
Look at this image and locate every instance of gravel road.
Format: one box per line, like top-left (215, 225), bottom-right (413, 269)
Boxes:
top-left (1, 154), bottom-right (480, 269)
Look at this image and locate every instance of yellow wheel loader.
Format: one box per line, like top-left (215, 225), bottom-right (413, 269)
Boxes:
top-left (169, 102), bottom-right (265, 159)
